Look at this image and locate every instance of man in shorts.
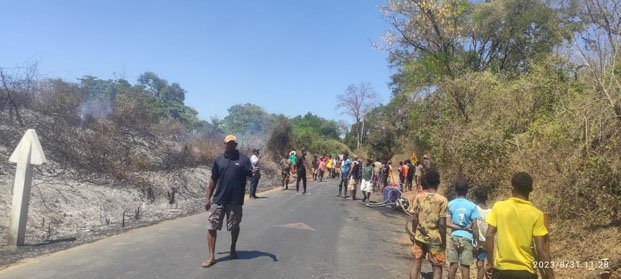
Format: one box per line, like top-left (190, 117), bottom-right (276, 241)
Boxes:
top-left (346, 156), bottom-right (361, 200)
top-left (447, 181), bottom-right (479, 279)
top-left (202, 135), bottom-right (254, 268)
top-left (311, 155), bottom-right (319, 181)
top-left (409, 170), bottom-right (448, 279)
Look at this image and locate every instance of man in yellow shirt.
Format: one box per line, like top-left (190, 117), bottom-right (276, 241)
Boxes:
top-left (484, 172), bottom-right (554, 279)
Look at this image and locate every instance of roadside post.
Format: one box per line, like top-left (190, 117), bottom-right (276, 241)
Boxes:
top-left (8, 129), bottom-right (47, 246)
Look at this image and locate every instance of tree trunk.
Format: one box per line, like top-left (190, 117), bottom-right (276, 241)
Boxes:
top-left (356, 117), bottom-right (361, 150)
top-left (359, 117), bottom-right (365, 150)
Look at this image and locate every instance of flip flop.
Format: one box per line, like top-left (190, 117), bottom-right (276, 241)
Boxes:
top-left (201, 260), bottom-right (216, 268)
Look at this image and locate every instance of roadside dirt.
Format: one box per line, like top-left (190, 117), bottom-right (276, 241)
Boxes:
top-left (0, 167), bottom-right (281, 269)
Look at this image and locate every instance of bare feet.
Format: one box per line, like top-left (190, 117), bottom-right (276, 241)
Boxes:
top-left (201, 259), bottom-right (216, 268)
top-left (230, 251), bottom-right (238, 259)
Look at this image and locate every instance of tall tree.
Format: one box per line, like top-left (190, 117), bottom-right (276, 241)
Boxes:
top-left (336, 82), bottom-right (379, 150)
top-left (222, 103), bottom-right (274, 136)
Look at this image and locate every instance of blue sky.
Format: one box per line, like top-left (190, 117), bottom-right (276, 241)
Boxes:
top-left (1, 0), bottom-right (393, 122)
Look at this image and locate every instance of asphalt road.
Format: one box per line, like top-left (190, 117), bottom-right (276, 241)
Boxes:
top-left (0, 179), bottom-right (428, 279)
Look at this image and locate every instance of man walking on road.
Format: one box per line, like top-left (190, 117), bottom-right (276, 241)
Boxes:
top-left (202, 135), bottom-right (253, 268)
top-left (296, 149), bottom-right (308, 194)
top-left (249, 149), bottom-right (261, 199)
top-left (338, 152), bottom-right (351, 197)
top-left (280, 155), bottom-right (292, 190)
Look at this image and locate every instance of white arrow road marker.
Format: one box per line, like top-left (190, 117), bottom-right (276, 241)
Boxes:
top-left (9, 129), bottom-right (47, 164)
top-left (8, 129), bottom-right (47, 246)
top-left (273, 222), bottom-right (316, 231)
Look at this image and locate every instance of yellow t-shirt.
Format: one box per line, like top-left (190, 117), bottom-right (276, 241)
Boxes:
top-left (326, 160), bottom-right (333, 168)
top-left (486, 197), bottom-right (548, 274)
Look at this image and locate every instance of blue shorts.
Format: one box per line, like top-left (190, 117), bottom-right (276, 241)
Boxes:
top-left (476, 248), bottom-right (487, 261)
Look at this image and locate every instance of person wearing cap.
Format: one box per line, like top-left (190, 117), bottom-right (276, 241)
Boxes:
top-left (249, 148), bottom-right (261, 199)
top-left (202, 135), bottom-right (253, 268)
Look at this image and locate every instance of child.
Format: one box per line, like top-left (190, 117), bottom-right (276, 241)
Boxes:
top-left (447, 181), bottom-right (480, 279)
top-left (361, 159), bottom-right (374, 202)
top-left (474, 188), bottom-right (490, 279)
top-left (409, 170), bottom-right (448, 279)
top-left (485, 172), bottom-right (554, 279)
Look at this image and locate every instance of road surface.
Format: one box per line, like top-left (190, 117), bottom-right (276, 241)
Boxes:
top-left (0, 180), bottom-right (429, 279)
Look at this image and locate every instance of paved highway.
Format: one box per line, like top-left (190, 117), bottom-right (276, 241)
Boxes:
top-left (0, 180), bottom-right (429, 279)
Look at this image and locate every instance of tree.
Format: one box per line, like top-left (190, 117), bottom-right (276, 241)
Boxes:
top-left (290, 112), bottom-right (340, 140)
top-left (336, 82), bottom-right (379, 149)
top-left (365, 104), bottom-right (401, 160)
top-left (222, 103), bottom-right (275, 136)
top-left (382, 0), bottom-right (567, 93)
top-left (137, 72), bottom-right (185, 103)
top-left (0, 64), bottom-right (38, 126)
top-left (266, 115), bottom-right (294, 158)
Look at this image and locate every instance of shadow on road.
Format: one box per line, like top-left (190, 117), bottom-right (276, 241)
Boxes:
top-left (26, 237), bottom-right (77, 246)
top-left (217, 250), bottom-right (278, 262)
top-left (421, 271), bottom-right (433, 279)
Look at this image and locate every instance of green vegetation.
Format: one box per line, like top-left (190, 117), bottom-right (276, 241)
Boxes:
top-left (361, 0), bottom-right (620, 231)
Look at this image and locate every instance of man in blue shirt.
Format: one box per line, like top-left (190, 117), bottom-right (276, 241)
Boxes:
top-left (447, 180), bottom-right (480, 279)
top-left (202, 135), bottom-right (253, 268)
top-left (337, 152), bottom-right (351, 198)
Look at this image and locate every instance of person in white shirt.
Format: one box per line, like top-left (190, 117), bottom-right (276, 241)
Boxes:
top-left (249, 149), bottom-right (261, 199)
top-left (474, 187), bottom-right (491, 279)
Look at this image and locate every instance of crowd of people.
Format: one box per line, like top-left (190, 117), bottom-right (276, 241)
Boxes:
top-left (278, 150), bottom-right (554, 279)
top-left (277, 151), bottom-right (434, 201)
top-left (204, 135), bottom-right (554, 279)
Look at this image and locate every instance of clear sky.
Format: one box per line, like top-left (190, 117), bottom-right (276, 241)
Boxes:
top-left (1, 0), bottom-right (393, 122)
